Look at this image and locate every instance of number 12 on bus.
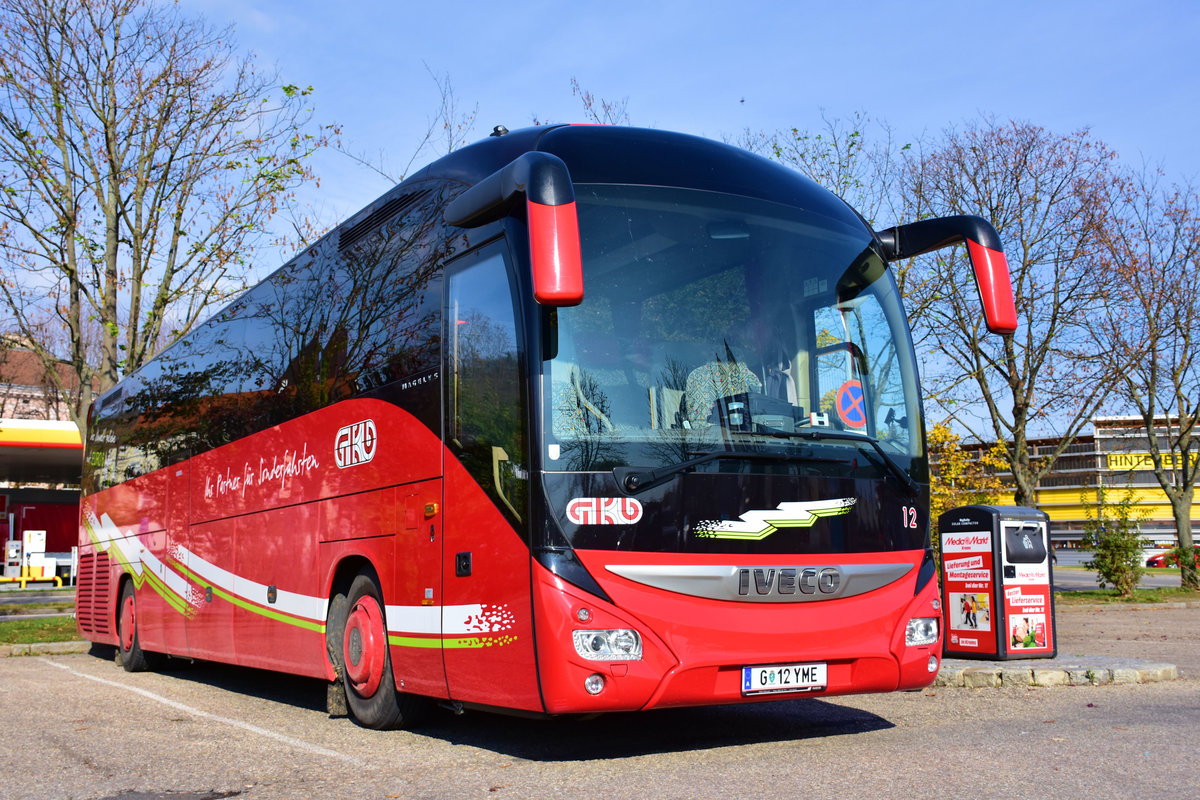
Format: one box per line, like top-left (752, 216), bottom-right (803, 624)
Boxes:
top-left (77, 124), bottom-right (1016, 730)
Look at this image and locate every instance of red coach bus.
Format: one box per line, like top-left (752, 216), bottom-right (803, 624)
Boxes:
top-left (76, 125), bottom-right (1016, 729)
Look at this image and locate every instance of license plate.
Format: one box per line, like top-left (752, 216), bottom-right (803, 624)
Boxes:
top-left (741, 662), bottom-right (827, 695)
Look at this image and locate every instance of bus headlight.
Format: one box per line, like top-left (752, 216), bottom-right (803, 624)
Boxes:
top-left (905, 617), bottom-right (939, 647)
top-left (572, 629), bottom-right (642, 661)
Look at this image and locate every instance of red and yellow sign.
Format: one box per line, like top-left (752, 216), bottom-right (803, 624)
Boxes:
top-left (0, 419), bottom-right (82, 449)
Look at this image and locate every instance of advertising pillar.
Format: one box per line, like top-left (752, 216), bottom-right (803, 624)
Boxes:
top-left (940, 505), bottom-right (1056, 660)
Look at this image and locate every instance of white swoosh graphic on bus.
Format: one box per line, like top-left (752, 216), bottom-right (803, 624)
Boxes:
top-left (83, 509), bottom-right (516, 645)
top-left (693, 498), bottom-right (857, 540)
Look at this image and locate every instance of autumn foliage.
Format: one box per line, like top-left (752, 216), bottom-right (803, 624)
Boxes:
top-left (927, 421), bottom-right (1009, 524)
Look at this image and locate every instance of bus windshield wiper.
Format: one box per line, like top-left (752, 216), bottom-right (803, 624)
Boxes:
top-left (614, 449), bottom-right (851, 494)
top-left (776, 429), bottom-right (920, 496)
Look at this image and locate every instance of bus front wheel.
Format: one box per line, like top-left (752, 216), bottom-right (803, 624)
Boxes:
top-left (340, 573), bottom-right (424, 730)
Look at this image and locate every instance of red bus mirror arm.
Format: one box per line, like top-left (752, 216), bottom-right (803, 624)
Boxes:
top-left (875, 215), bottom-right (1018, 335)
top-left (444, 151), bottom-right (584, 306)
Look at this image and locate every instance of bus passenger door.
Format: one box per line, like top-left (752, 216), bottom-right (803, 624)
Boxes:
top-left (440, 245), bottom-right (542, 712)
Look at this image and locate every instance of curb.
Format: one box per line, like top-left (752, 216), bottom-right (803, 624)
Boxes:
top-left (3, 640), bottom-right (91, 657)
top-left (936, 655), bottom-right (1178, 688)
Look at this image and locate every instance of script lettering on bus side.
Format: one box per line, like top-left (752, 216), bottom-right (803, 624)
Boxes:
top-left (259, 443), bottom-right (320, 490)
top-left (203, 443), bottom-right (321, 501)
top-left (204, 462), bottom-right (256, 500)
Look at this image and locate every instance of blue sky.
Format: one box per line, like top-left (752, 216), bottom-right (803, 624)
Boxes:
top-left (196, 0), bottom-right (1198, 226)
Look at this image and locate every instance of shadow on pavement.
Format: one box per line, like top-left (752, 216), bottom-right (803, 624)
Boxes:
top-left (81, 647), bottom-right (894, 760)
top-left (412, 699), bottom-right (895, 761)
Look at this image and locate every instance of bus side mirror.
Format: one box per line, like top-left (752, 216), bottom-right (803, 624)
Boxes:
top-left (444, 151), bottom-right (584, 306)
top-left (875, 215), bottom-right (1018, 335)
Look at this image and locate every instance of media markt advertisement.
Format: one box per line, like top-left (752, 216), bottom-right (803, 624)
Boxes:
top-left (940, 505), bottom-right (1056, 660)
top-left (941, 529), bottom-right (994, 656)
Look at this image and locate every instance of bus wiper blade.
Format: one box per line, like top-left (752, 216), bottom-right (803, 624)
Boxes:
top-left (614, 449), bottom-right (849, 494)
top-left (784, 430), bottom-right (920, 496)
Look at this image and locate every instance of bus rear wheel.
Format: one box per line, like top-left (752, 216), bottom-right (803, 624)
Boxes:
top-left (340, 573), bottom-right (424, 730)
top-left (117, 582), bottom-right (159, 672)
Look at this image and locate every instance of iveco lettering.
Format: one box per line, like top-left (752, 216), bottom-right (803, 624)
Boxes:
top-left (77, 124), bottom-right (1017, 729)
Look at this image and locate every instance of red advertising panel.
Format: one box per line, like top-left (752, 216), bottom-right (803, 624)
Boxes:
top-left (941, 528), bottom-right (996, 657)
top-left (999, 521), bottom-right (1054, 656)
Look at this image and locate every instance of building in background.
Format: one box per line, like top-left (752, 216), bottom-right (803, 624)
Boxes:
top-left (961, 416), bottom-right (1198, 549)
top-left (0, 342), bottom-right (82, 572)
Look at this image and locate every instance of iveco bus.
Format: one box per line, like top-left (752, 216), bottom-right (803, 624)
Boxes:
top-left (76, 124), bottom-right (1016, 728)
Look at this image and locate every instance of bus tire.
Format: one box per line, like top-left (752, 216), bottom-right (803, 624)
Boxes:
top-left (117, 581), bottom-right (159, 672)
top-left (341, 573), bottom-right (424, 730)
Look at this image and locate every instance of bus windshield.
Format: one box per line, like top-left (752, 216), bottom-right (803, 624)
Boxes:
top-left (544, 184), bottom-right (925, 482)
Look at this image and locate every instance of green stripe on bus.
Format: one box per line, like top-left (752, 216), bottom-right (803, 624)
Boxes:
top-left (388, 635), bottom-right (519, 650)
top-left (387, 635), bottom-right (444, 648)
top-left (174, 563), bottom-right (325, 634)
top-left (142, 569), bottom-right (193, 616)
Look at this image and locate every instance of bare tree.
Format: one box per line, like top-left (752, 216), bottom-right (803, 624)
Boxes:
top-left (532, 79), bottom-right (632, 127)
top-left (904, 118), bottom-right (1122, 505)
top-left (764, 111), bottom-right (906, 226)
top-left (0, 0), bottom-right (328, 428)
top-left (335, 64), bottom-right (478, 187)
top-left (757, 112), bottom-right (940, 333)
top-left (1091, 171), bottom-right (1200, 588)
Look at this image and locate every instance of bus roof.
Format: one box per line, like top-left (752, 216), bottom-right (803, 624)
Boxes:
top-left (405, 124), bottom-right (862, 229)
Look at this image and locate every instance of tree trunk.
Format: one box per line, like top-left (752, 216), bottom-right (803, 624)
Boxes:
top-left (1172, 485), bottom-right (1197, 589)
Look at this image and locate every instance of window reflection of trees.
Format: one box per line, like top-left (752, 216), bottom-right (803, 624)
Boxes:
top-left (558, 368), bottom-right (625, 471)
top-left (449, 260), bottom-right (528, 523)
top-left (454, 310), bottom-right (519, 449)
top-left (645, 357), bottom-right (695, 465)
top-left (85, 183), bottom-right (453, 492)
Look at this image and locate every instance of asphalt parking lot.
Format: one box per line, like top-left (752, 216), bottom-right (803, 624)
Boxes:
top-left (3, 602), bottom-right (1198, 800)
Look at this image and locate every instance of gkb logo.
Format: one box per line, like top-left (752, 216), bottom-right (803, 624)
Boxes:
top-left (566, 497), bottom-right (643, 525)
top-left (334, 419), bottom-right (377, 469)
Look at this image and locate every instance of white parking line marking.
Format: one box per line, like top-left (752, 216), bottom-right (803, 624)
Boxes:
top-left (40, 658), bottom-right (365, 766)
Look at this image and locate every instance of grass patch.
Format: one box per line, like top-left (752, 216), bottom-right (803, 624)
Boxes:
top-left (0, 601), bottom-right (76, 616)
top-left (1054, 586), bottom-right (1200, 605)
top-left (0, 586), bottom-right (75, 594)
top-left (0, 615), bottom-right (81, 645)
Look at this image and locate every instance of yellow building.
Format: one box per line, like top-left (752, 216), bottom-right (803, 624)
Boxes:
top-left (988, 416), bottom-right (1198, 548)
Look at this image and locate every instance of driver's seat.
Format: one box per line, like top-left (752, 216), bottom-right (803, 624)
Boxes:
top-left (683, 355), bottom-right (761, 425)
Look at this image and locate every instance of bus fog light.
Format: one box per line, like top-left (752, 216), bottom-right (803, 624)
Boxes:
top-left (906, 617), bottom-right (939, 647)
top-left (572, 629), bottom-right (642, 661)
top-left (584, 673), bottom-right (605, 695)
top-left (928, 655), bottom-right (939, 673)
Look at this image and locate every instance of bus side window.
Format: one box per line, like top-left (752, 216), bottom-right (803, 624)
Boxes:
top-left (447, 247), bottom-right (528, 523)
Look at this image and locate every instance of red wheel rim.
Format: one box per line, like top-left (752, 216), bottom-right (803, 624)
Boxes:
top-left (343, 594), bottom-right (387, 697)
top-left (120, 592), bottom-right (136, 652)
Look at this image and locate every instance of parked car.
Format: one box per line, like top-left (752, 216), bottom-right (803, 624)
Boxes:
top-left (1146, 548), bottom-right (1200, 568)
